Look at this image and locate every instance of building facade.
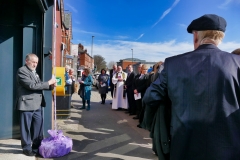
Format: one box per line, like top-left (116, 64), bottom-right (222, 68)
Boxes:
top-left (77, 43), bottom-right (94, 70)
top-left (117, 58), bottom-right (145, 71)
top-left (0, 0), bottom-right (55, 139)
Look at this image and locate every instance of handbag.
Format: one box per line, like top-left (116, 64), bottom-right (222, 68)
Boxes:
top-left (78, 84), bottom-right (84, 98)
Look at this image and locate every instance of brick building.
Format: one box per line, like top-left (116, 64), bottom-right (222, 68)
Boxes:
top-left (117, 58), bottom-right (145, 71)
top-left (77, 43), bottom-right (94, 70)
top-left (54, 0), bottom-right (73, 68)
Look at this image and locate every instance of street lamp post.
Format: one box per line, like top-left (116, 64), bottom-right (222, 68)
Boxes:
top-left (131, 49), bottom-right (133, 64)
top-left (91, 36), bottom-right (95, 70)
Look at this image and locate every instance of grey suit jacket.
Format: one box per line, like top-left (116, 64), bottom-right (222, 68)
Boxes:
top-left (143, 44), bottom-right (240, 160)
top-left (16, 65), bottom-right (51, 111)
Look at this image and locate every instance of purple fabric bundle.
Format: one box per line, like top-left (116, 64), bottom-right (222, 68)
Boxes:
top-left (39, 130), bottom-right (73, 158)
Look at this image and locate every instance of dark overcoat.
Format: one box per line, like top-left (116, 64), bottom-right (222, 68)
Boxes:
top-left (143, 44), bottom-right (240, 160)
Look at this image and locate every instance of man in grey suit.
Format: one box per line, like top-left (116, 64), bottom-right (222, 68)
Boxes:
top-left (16, 53), bottom-right (56, 156)
top-left (143, 14), bottom-right (240, 160)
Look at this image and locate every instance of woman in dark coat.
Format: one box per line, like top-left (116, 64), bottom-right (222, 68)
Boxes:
top-left (98, 69), bottom-right (109, 104)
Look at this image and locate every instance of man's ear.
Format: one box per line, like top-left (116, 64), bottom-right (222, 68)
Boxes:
top-left (193, 32), bottom-right (199, 49)
top-left (194, 32), bottom-right (198, 43)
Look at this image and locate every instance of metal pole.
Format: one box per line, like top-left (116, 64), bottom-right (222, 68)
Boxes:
top-left (91, 36), bottom-right (94, 70)
top-left (53, 0), bottom-right (57, 130)
top-left (131, 49), bottom-right (133, 64)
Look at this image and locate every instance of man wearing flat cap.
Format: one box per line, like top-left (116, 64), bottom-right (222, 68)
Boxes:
top-left (143, 14), bottom-right (240, 160)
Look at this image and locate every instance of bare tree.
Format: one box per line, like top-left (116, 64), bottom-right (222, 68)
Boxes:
top-left (94, 55), bottom-right (107, 72)
top-left (107, 61), bottom-right (116, 69)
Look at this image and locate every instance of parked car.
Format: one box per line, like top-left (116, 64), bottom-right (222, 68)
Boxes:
top-left (92, 75), bottom-right (97, 86)
top-left (93, 73), bottom-right (100, 89)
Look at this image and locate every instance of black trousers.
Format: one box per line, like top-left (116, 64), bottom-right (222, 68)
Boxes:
top-left (100, 94), bottom-right (106, 103)
top-left (110, 85), bottom-right (114, 98)
top-left (20, 107), bottom-right (43, 153)
top-left (136, 99), bottom-right (142, 118)
top-left (127, 88), bottom-right (136, 114)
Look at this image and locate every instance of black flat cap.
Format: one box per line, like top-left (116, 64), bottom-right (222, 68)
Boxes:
top-left (187, 14), bottom-right (227, 33)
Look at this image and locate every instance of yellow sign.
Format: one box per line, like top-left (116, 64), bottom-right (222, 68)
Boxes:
top-left (52, 67), bottom-right (66, 96)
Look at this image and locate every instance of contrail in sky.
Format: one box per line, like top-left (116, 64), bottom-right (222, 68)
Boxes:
top-left (66, 3), bottom-right (78, 13)
top-left (152, 0), bottom-right (180, 28)
top-left (137, 0), bottom-right (180, 40)
top-left (136, 33), bottom-right (144, 40)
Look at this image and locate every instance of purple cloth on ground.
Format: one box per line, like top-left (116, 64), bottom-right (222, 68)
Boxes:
top-left (39, 130), bottom-right (73, 158)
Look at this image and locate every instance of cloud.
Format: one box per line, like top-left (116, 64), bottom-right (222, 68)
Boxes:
top-left (73, 28), bottom-right (107, 37)
top-left (114, 35), bottom-right (129, 40)
top-left (218, 0), bottom-right (232, 8)
top-left (218, 0), bottom-right (240, 8)
top-left (178, 23), bottom-right (187, 28)
top-left (80, 40), bottom-right (240, 63)
top-left (65, 3), bottom-right (78, 13)
top-left (152, 0), bottom-right (180, 28)
top-left (74, 20), bottom-right (81, 24)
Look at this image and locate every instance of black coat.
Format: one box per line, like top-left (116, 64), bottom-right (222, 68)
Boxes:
top-left (133, 74), bottom-right (149, 97)
top-left (141, 100), bottom-right (171, 160)
top-left (109, 69), bottom-right (116, 89)
top-left (125, 72), bottom-right (136, 90)
top-left (143, 44), bottom-right (240, 160)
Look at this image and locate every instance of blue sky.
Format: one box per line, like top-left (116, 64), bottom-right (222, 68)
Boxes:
top-left (65, 0), bottom-right (240, 64)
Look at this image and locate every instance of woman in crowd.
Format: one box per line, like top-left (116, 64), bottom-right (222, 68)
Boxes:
top-left (152, 61), bottom-right (164, 82)
top-left (98, 69), bottom-right (109, 104)
top-left (78, 68), bottom-right (93, 111)
top-left (132, 64), bottom-right (149, 127)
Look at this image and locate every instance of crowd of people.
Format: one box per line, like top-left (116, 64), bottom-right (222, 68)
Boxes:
top-left (16, 13), bottom-right (240, 160)
top-left (75, 14), bottom-right (240, 160)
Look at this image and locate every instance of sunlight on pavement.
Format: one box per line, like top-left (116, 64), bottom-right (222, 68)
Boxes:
top-left (78, 124), bottom-right (110, 134)
top-left (117, 119), bottom-right (128, 124)
top-left (96, 128), bottom-right (114, 132)
top-left (0, 140), bottom-right (35, 160)
top-left (129, 142), bottom-right (152, 149)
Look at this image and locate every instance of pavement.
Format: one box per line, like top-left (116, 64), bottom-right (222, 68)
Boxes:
top-left (0, 87), bottom-right (158, 160)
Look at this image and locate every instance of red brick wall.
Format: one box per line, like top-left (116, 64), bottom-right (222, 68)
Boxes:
top-left (122, 61), bottom-right (137, 70)
top-left (80, 53), bottom-right (92, 68)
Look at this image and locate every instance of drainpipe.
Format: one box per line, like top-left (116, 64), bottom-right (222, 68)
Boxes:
top-left (61, 43), bottom-right (65, 66)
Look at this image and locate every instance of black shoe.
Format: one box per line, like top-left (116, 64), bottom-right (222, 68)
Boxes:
top-left (110, 102), bottom-right (112, 104)
top-left (137, 124), bottom-right (142, 128)
top-left (133, 116), bottom-right (139, 119)
top-left (79, 106), bottom-right (86, 109)
top-left (33, 151), bottom-right (41, 157)
top-left (101, 102), bottom-right (103, 104)
top-left (23, 150), bottom-right (36, 156)
top-left (116, 108), bottom-right (122, 110)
